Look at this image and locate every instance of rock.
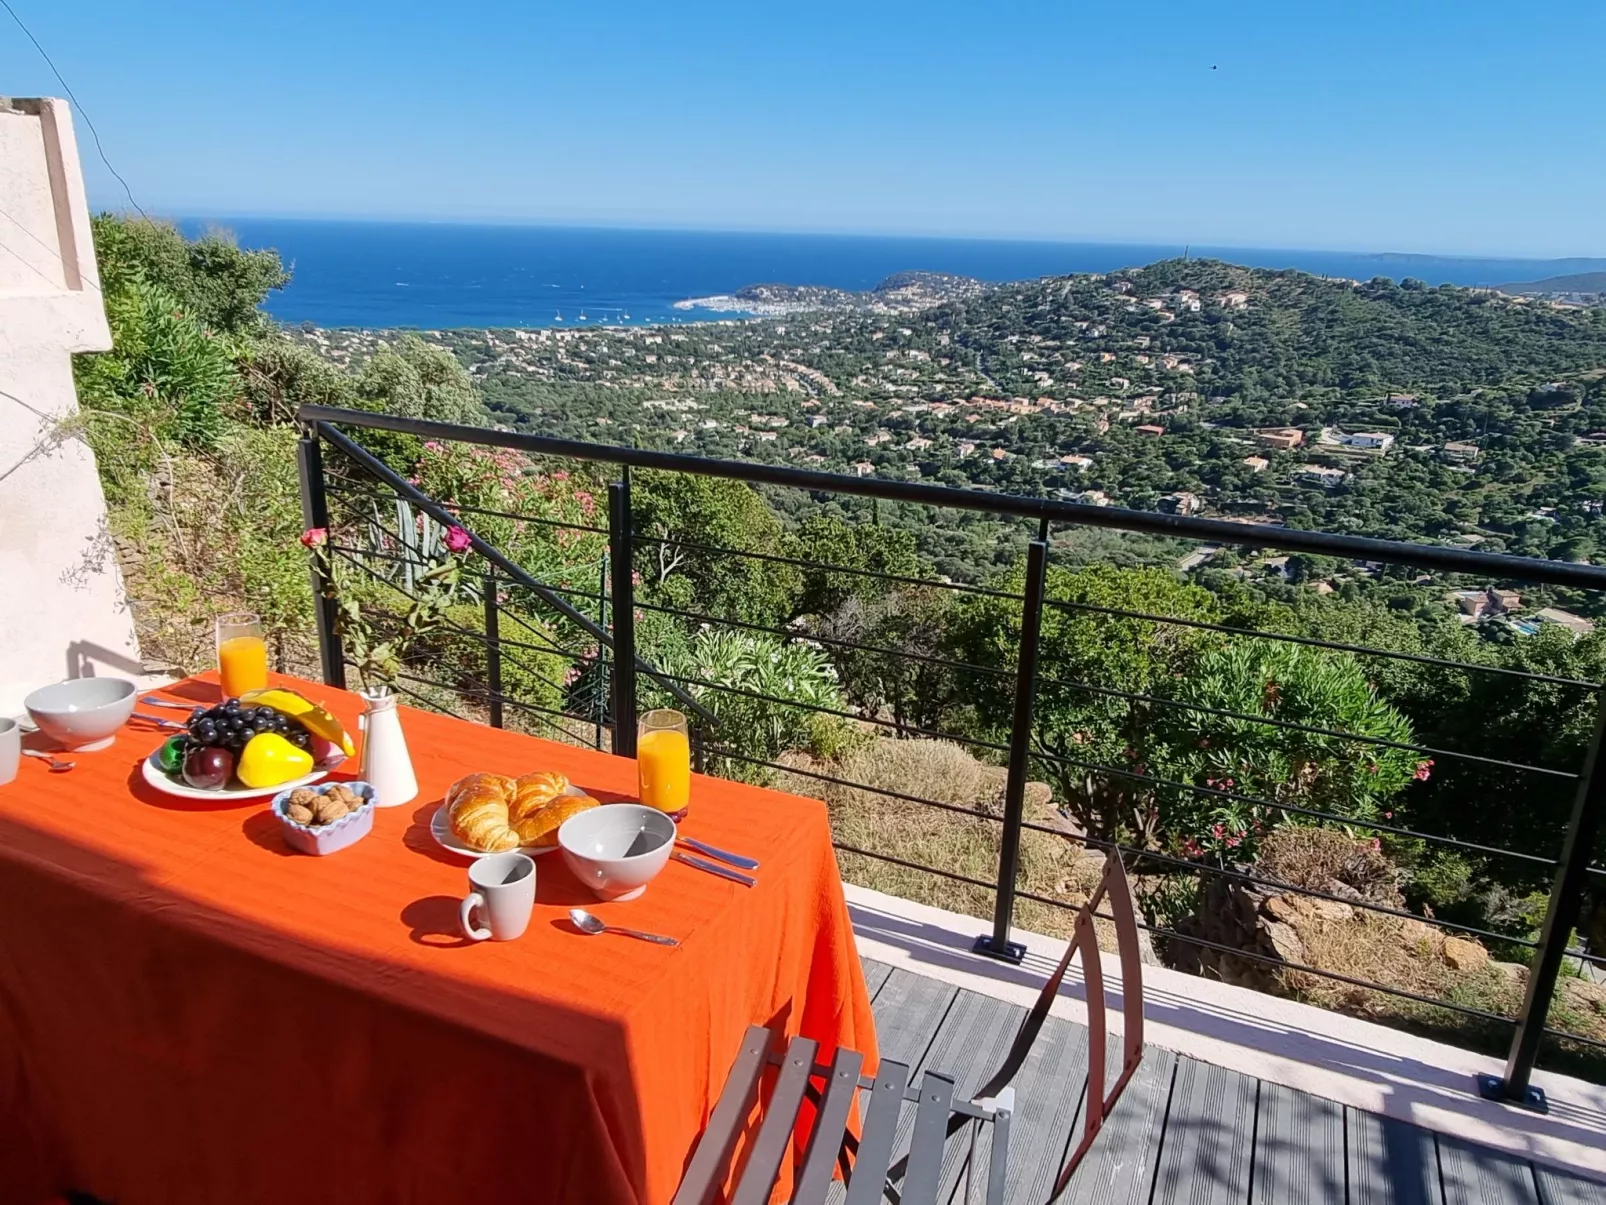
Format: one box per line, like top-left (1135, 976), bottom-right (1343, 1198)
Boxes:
top-left (1308, 898), bottom-right (1355, 923)
top-left (1263, 921), bottom-right (1306, 965)
top-left (1263, 894), bottom-right (1308, 924)
top-left (1443, 936), bottom-right (1489, 972)
top-left (1324, 879), bottom-right (1364, 903)
top-left (1489, 960), bottom-right (1527, 984)
top-left (1397, 918), bottom-right (1437, 948)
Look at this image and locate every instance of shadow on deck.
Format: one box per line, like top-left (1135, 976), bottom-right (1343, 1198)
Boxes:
top-left (851, 958), bottom-right (1605, 1205)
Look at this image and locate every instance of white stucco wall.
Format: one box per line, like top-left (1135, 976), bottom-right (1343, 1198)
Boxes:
top-left (0, 97), bottom-right (141, 714)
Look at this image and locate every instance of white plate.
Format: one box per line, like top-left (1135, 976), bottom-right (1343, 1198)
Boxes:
top-left (429, 785), bottom-right (590, 859)
top-left (141, 750), bottom-right (327, 802)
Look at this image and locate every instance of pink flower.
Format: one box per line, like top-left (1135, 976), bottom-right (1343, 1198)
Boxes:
top-left (1368, 838), bottom-right (1382, 852)
top-left (632, 570), bottom-right (642, 586)
top-left (1225, 836), bottom-right (1241, 848)
top-left (299, 527), bottom-right (328, 548)
top-left (424, 441), bottom-right (443, 453)
top-left (1211, 823), bottom-right (1226, 840)
top-left (443, 526), bottom-right (473, 553)
top-left (553, 470), bottom-right (570, 481)
top-left (1413, 758), bottom-right (1434, 782)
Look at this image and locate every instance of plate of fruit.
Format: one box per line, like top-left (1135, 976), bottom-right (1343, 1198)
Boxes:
top-left (142, 689), bottom-right (356, 801)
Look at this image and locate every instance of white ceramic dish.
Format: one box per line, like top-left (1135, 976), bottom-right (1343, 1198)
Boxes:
top-left (428, 784), bottom-right (590, 859)
top-left (558, 803), bottom-right (675, 902)
top-left (272, 782), bottom-right (376, 855)
top-left (25, 677), bottom-right (137, 751)
top-left (141, 751), bottom-right (327, 802)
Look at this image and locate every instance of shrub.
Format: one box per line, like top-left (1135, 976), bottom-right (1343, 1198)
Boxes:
top-left (643, 627), bottom-right (848, 782)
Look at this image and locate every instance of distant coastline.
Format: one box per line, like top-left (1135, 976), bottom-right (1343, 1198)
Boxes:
top-left (182, 218), bottom-right (1606, 331)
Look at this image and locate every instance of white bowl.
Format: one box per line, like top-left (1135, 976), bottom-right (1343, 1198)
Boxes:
top-left (24, 677), bottom-right (137, 751)
top-left (558, 804), bottom-right (675, 902)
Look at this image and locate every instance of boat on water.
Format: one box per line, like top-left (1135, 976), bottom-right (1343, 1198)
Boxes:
top-left (578, 310), bottom-right (588, 321)
top-left (555, 311), bottom-right (563, 321)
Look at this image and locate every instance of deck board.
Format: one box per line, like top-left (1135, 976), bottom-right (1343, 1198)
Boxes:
top-left (904, 990), bottom-right (1021, 1200)
top-left (1060, 1045), bottom-right (1177, 1205)
top-left (817, 953), bottom-right (1600, 1205)
top-left (978, 1014), bottom-right (1091, 1205)
top-left (1347, 1107), bottom-right (1445, 1205)
top-left (862, 957), bottom-right (894, 1001)
top-left (1151, 1055), bottom-right (1258, 1205)
top-left (1438, 1136), bottom-right (1540, 1205)
top-left (1253, 1080), bottom-right (1346, 1203)
top-left (1533, 1164), bottom-right (1606, 1205)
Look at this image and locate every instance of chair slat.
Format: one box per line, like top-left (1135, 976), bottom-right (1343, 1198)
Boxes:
top-left (903, 1071), bottom-right (956, 1205)
top-left (792, 1045), bottom-right (865, 1205)
top-left (845, 1059), bottom-right (910, 1205)
top-left (671, 1026), bottom-right (771, 1205)
top-left (731, 1034), bottom-right (819, 1205)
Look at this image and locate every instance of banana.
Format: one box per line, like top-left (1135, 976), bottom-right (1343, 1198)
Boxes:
top-left (240, 687), bottom-right (357, 757)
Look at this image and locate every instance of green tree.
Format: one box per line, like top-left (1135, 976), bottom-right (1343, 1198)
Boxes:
top-left (813, 585), bottom-right (955, 736)
top-left (91, 215), bottom-right (288, 336)
top-left (1152, 639), bottom-right (1420, 860)
top-left (793, 515), bottom-right (929, 615)
top-left (356, 335), bottom-right (486, 426)
top-left (631, 472), bottom-right (802, 626)
top-left (950, 564), bottom-right (1221, 840)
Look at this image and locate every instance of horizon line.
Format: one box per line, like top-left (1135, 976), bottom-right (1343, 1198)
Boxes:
top-left (127, 210), bottom-right (1606, 267)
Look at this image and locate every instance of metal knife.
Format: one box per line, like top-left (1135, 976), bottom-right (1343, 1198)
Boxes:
top-left (677, 836), bottom-right (760, 871)
top-left (673, 851), bottom-right (756, 888)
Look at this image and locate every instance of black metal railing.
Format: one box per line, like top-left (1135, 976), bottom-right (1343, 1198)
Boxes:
top-left (296, 403), bottom-right (1606, 1110)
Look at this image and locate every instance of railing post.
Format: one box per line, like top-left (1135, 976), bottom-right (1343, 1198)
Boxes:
top-left (1480, 700), bottom-right (1606, 1112)
top-left (296, 428), bottom-right (345, 689)
top-left (975, 525), bottom-right (1050, 964)
top-left (609, 473), bottom-right (638, 758)
top-left (483, 570), bottom-right (503, 729)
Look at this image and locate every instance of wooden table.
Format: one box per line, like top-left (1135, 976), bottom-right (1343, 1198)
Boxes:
top-left (0, 674), bottom-right (877, 1205)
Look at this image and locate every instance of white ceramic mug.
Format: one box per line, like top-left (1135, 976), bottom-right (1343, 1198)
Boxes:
top-left (0, 717), bottom-right (17, 786)
top-left (459, 852), bottom-right (536, 942)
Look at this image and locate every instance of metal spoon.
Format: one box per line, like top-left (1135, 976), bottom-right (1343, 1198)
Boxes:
top-left (23, 750), bottom-right (74, 772)
top-left (568, 907), bottom-right (679, 946)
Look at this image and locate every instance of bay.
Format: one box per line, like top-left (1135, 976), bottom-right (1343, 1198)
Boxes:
top-left (180, 217), bottom-right (1605, 331)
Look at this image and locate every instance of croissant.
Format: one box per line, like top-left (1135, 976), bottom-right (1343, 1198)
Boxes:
top-left (515, 792), bottom-right (600, 848)
top-left (446, 772), bottom-right (521, 852)
top-left (444, 770), bottom-right (600, 852)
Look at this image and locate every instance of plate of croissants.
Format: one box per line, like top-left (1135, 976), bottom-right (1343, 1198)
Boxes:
top-left (432, 770), bottom-right (602, 858)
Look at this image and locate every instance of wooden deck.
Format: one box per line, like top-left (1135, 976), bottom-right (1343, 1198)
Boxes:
top-left (847, 959), bottom-right (1605, 1205)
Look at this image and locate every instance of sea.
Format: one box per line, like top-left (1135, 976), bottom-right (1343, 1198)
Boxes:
top-left (181, 218), bottom-right (1606, 331)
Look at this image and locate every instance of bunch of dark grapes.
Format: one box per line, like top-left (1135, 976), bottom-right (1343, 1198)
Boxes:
top-left (186, 698), bottom-right (312, 755)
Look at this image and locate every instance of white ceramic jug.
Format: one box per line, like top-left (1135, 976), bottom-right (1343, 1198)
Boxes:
top-left (358, 688), bottom-right (417, 807)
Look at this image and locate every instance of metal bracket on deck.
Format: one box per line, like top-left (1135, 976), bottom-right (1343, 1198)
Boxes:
top-left (972, 934), bottom-right (1027, 964)
top-left (1476, 1074), bottom-right (1549, 1114)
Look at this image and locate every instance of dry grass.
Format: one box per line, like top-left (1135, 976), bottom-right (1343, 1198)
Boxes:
top-left (1255, 825), bottom-right (1401, 905)
top-left (1276, 902), bottom-right (1606, 1078)
top-left (775, 738), bottom-right (1101, 940)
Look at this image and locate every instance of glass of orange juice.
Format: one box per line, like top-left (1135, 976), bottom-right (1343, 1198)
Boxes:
top-left (637, 709), bottom-right (691, 822)
top-left (217, 611), bottom-right (268, 699)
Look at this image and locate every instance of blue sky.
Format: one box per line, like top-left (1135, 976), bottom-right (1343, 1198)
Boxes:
top-left (3, 0), bottom-right (1602, 256)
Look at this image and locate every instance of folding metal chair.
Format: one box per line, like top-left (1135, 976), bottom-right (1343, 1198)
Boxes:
top-left (672, 850), bottom-right (1146, 1205)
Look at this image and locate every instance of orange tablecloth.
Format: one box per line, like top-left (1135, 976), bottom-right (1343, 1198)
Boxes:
top-left (0, 674), bottom-right (877, 1205)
